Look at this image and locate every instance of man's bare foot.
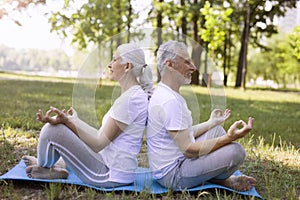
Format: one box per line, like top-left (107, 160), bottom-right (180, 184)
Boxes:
top-left (25, 165), bottom-right (69, 179)
top-left (22, 156), bottom-right (66, 169)
top-left (211, 175), bottom-right (256, 191)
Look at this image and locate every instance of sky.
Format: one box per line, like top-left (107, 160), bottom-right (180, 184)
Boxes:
top-left (0, 0), bottom-right (151, 56)
top-left (0, 0), bottom-right (92, 56)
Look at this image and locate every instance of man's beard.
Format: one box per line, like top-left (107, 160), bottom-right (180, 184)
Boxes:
top-left (173, 69), bottom-right (191, 85)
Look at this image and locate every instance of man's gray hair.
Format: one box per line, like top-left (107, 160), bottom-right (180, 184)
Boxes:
top-left (156, 41), bottom-right (187, 76)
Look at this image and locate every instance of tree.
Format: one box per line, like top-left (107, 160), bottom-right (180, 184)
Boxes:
top-left (155, 0), bottom-right (164, 82)
top-left (290, 26), bottom-right (300, 60)
top-left (200, 2), bottom-right (234, 86)
top-left (248, 33), bottom-right (299, 88)
top-left (234, 0), bottom-right (297, 89)
top-left (0, 0), bottom-right (45, 25)
top-left (49, 0), bottom-right (135, 53)
top-left (180, 0), bottom-right (187, 44)
top-left (190, 0), bottom-right (202, 85)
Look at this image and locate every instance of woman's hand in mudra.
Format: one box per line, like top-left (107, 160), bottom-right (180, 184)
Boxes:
top-left (36, 106), bottom-right (74, 125)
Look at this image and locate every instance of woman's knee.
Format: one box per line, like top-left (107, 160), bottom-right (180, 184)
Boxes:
top-left (39, 123), bottom-right (69, 141)
top-left (39, 123), bottom-right (53, 140)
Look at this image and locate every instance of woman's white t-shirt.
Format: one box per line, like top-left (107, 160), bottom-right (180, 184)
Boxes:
top-left (146, 82), bottom-right (194, 179)
top-left (99, 85), bottom-right (148, 183)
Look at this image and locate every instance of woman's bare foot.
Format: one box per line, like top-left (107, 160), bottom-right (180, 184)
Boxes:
top-left (211, 175), bottom-right (256, 191)
top-left (25, 165), bottom-right (69, 179)
top-left (22, 156), bottom-right (66, 169)
top-left (22, 155), bottom-right (37, 167)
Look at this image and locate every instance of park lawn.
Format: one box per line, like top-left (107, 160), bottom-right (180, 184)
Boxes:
top-left (0, 74), bottom-right (299, 199)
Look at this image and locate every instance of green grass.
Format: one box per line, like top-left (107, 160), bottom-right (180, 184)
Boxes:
top-left (0, 73), bottom-right (299, 199)
top-left (186, 85), bottom-right (300, 147)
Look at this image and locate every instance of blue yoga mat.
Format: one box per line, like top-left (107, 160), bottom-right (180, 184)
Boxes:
top-left (0, 160), bottom-right (262, 198)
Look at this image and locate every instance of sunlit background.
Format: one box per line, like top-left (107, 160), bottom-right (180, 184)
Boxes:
top-left (0, 0), bottom-right (299, 88)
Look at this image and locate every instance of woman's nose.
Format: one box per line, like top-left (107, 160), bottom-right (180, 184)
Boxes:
top-left (108, 61), bottom-right (112, 68)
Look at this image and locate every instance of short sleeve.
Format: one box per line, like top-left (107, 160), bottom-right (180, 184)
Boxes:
top-left (110, 97), bottom-right (131, 124)
top-left (163, 99), bottom-right (190, 131)
top-left (147, 93), bottom-right (192, 135)
top-left (110, 87), bottom-right (147, 125)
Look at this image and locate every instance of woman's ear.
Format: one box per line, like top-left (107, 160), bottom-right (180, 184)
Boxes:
top-left (124, 62), bottom-right (133, 72)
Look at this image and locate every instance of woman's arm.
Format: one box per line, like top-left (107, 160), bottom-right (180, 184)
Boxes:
top-left (66, 115), bottom-right (127, 152)
top-left (37, 106), bottom-right (99, 136)
top-left (192, 109), bottom-right (231, 138)
top-left (37, 106), bottom-right (127, 152)
top-left (169, 117), bottom-right (254, 158)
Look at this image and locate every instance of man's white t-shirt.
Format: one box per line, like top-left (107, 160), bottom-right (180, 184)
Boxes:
top-left (99, 85), bottom-right (148, 183)
top-left (146, 82), bottom-right (195, 179)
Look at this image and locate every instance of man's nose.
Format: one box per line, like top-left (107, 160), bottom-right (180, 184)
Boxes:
top-left (190, 63), bottom-right (196, 71)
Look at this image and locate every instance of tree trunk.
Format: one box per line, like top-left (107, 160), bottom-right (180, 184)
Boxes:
top-left (235, 3), bottom-right (250, 89)
top-left (181, 0), bottom-right (187, 44)
top-left (191, 0), bottom-right (201, 85)
top-left (116, 0), bottom-right (122, 46)
top-left (191, 44), bottom-right (201, 85)
top-left (223, 33), bottom-right (228, 86)
top-left (225, 27), bottom-right (232, 87)
top-left (127, 0), bottom-right (132, 43)
top-left (202, 47), bottom-right (209, 86)
top-left (110, 38), bottom-right (114, 60)
top-left (199, 0), bottom-right (210, 87)
top-left (156, 0), bottom-right (163, 82)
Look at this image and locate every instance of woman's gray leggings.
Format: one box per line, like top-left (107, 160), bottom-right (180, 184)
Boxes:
top-left (37, 123), bottom-right (128, 188)
top-left (157, 125), bottom-right (246, 189)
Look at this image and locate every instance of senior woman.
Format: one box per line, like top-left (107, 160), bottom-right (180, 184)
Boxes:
top-left (146, 40), bottom-right (256, 191)
top-left (22, 43), bottom-right (152, 187)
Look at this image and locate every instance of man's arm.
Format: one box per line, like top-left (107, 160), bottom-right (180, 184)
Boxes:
top-left (169, 117), bottom-right (254, 158)
top-left (193, 109), bottom-right (231, 138)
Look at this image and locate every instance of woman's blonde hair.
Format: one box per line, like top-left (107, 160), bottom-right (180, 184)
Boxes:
top-left (117, 43), bottom-right (153, 95)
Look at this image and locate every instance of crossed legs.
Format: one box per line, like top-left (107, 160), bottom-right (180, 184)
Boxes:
top-left (22, 123), bottom-right (111, 187)
top-left (157, 126), bottom-right (256, 191)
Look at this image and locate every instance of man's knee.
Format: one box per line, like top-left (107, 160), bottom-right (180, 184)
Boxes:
top-left (229, 142), bottom-right (246, 164)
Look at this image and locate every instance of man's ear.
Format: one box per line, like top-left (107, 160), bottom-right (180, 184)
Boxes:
top-left (165, 60), bottom-right (175, 72)
top-left (165, 60), bottom-right (173, 68)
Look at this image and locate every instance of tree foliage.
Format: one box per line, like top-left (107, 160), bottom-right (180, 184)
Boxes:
top-left (49, 0), bottom-right (135, 50)
top-left (248, 32), bottom-right (300, 87)
top-left (0, 0), bottom-right (45, 25)
top-left (200, 2), bottom-right (233, 54)
top-left (289, 26), bottom-right (300, 60)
